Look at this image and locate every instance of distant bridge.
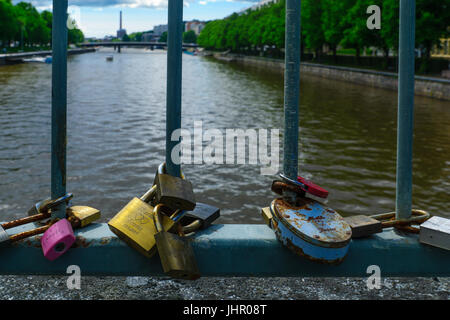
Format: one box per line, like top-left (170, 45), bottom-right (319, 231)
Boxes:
top-left (79, 41), bottom-right (199, 51)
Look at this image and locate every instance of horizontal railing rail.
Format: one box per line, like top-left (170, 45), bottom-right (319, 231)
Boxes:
top-left (1, 223), bottom-right (448, 277)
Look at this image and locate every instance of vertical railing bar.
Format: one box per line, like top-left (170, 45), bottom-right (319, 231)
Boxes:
top-left (165, 0), bottom-right (183, 177)
top-left (396, 0), bottom-right (416, 220)
top-left (283, 0), bottom-right (301, 180)
top-left (51, 0), bottom-right (68, 218)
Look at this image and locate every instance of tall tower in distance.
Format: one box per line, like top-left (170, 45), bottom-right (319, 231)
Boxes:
top-left (117, 10), bottom-right (127, 40)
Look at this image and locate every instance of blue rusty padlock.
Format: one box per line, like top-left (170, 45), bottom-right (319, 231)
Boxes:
top-left (268, 175), bottom-right (352, 264)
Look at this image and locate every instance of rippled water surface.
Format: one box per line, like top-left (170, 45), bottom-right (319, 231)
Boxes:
top-left (0, 48), bottom-right (449, 223)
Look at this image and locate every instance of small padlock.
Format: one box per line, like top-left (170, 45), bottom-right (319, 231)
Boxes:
top-left (152, 162), bottom-right (196, 211)
top-left (28, 193), bottom-right (74, 216)
top-left (108, 186), bottom-right (179, 258)
top-left (41, 219), bottom-right (76, 261)
top-left (344, 215), bottom-right (382, 238)
top-left (261, 207), bottom-right (273, 228)
top-left (419, 216), bottom-right (450, 251)
top-left (67, 206), bottom-right (101, 228)
top-left (154, 204), bottom-right (201, 280)
top-left (179, 203), bottom-right (220, 232)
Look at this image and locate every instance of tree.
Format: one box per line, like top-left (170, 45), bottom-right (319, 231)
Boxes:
top-left (183, 30), bottom-right (197, 44)
top-left (321, 0), bottom-right (353, 61)
top-left (122, 33), bottom-right (130, 42)
top-left (68, 28), bottom-right (84, 44)
top-left (0, 0), bottom-right (19, 47)
top-left (159, 31), bottom-right (167, 43)
top-left (301, 0), bottom-right (326, 58)
top-left (415, 0), bottom-right (450, 72)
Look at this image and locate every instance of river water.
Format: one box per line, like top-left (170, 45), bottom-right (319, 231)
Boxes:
top-left (0, 48), bottom-right (448, 223)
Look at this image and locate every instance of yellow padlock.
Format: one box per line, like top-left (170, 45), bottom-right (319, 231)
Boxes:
top-left (108, 186), bottom-right (178, 258)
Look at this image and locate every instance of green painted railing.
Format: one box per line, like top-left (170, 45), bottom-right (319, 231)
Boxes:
top-left (1, 0), bottom-right (448, 278)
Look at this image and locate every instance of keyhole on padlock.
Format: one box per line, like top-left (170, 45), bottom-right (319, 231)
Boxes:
top-left (54, 242), bottom-right (66, 253)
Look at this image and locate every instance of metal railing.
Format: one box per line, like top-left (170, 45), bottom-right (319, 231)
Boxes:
top-left (1, 0), bottom-right (449, 277)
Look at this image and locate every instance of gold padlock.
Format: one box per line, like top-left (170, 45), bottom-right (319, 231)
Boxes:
top-left (108, 186), bottom-right (178, 258)
top-left (261, 207), bottom-right (273, 228)
top-left (152, 163), bottom-right (196, 211)
top-left (67, 206), bottom-right (101, 228)
top-left (154, 204), bottom-right (201, 280)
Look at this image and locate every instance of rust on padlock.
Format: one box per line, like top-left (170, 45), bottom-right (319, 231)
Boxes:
top-left (270, 198), bottom-right (351, 264)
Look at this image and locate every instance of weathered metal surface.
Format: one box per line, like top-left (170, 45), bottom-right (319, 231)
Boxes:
top-left (0, 223), bottom-right (449, 277)
top-left (51, 0), bottom-right (68, 219)
top-left (396, 0), bottom-right (416, 221)
top-left (165, 0), bottom-right (183, 177)
top-left (371, 210), bottom-right (429, 228)
top-left (271, 198), bottom-right (352, 264)
top-left (283, 0), bottom-right (301, 180)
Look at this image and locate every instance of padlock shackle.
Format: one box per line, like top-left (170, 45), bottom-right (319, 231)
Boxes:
top-left (158, 162), bottom-right (186, 179)
top-left (140, 185), bottom-right (157, 203)
top-left (1, 212), bottom-right (52, 230)
top-left (182, 220), bottom-right (202, 234)
top-left (9, 219), bottom-right (58, 243)
top-left (153, 204), bottom-right (165, 233)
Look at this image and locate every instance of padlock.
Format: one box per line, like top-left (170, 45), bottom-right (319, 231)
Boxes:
top-left (344, 215), bottom-right (383, 238)
top-left (152, 162), bottom-right (196, 211)
top-left (154, 204), bottom-right (201, 280)
top-left (179, 203), bottom-right (220, 232)
top-left (261, 207), bottom-right (273, 228)
top-left (278, 174), bottom-right (329, 199)
top-left (269, 197), bottom-right (352, 264)
top-left (67, 206), bottom-right (101, 228)
top-left (419, 216), bottom-right (450, 251)
top-left (28, 193), bottom-right (74, 216)
top-left (108, 186), bottom-right (179, 258)
top-left (0, 204), bottom-right (99, 246)
top-left (0, 211), bottom-right (53, 244)
top-left (41, 219), bottom-right (76, 261)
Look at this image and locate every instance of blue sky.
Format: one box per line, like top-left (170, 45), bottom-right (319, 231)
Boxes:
top-left (15, 0), bottom-right (259, 38)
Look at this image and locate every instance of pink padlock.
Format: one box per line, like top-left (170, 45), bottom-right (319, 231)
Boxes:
top-left (41, 219), bottom-right (76, 261)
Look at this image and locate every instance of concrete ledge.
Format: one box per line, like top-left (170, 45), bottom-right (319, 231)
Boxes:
top-left (0, 224), bottom-right (449, 277)
top-left (0, 48), bottom-right (96, 63)
top-left (212, 54), bottom-right (450, 101)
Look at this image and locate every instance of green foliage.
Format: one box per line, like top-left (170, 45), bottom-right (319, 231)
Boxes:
top-left (198, 0), bottom-right (286, 53)
top-left (159, 31), bottom-right (167, 43)
top-left (197, 0), bottom-right (449, 68)
top-left (129, 32), bottom-right (143, 42)
top-left (301, 0), bottom-right (325, 55)
top-left (0, 0), bottom-right (85, 49)
top-left (122, 33), bottom-right (130, 42)
top-left (0, 0), bottom-right (19, 46)
top-left (183, 30), bottom-right (197, 44)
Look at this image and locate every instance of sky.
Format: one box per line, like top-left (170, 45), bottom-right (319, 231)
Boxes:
top-left (14, 0), bottom-right (260, 38)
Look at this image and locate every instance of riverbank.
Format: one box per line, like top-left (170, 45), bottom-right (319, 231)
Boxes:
top-left (0, 48), bottom-right (96, 65)
top-left (211, 53), bottom-right (450, 101)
